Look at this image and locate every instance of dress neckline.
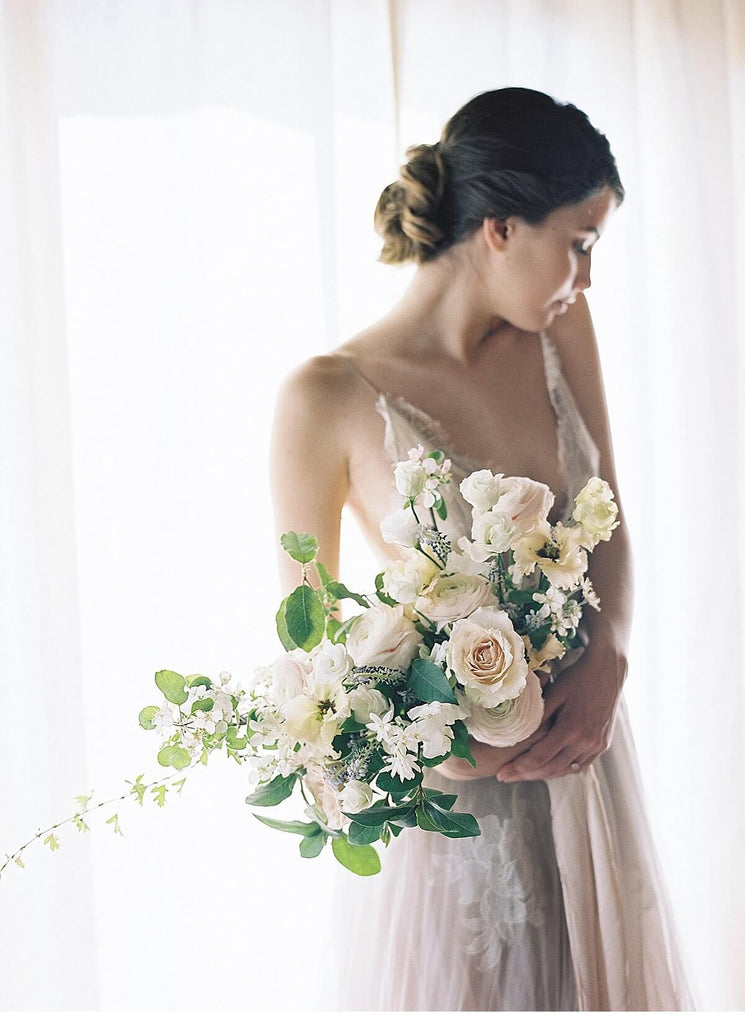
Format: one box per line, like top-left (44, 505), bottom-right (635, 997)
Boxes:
top-left (337, 331), bottom-right (571, 521)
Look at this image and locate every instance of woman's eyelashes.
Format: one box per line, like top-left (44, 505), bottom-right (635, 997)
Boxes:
top-left (573, 240), bottom-right (593, 256)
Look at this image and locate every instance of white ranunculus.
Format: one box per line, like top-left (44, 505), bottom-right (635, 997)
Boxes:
top-left (394, 458), bottom-right (429, 498)
top-left (459, 469), bottom-right (506, 511)
top-left (445, 606), bottom-right (529, 708)
top-left (572, 476), bottom-right (620, 550)
top-left (382, 550), bottom-right (439, 604)
top-left (458, 669), bottom-right (544, 746)
top-left (414, 572), bottom-right (497, 629)
top-left (380, 506), bottom-right (419, 548)
top-left (496, 477), bottom-right (555, 536)
top-left (404, 700), bottom-right (470, 759)
top-left (270, 652), bottom-right (310, 704)
top-left (349, 685), bottom-right (392, 725)
top-left (346, 602), bottom-right (421, 670)
top-left (309, 638), bottom-right (352, 687)
top-left (338, 779), bottom-right (375, 814)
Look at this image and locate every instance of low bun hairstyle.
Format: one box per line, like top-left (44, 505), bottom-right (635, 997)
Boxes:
top-left (374, 87), bottom-right (625, 266)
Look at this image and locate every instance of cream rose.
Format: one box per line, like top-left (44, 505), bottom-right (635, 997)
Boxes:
top-left (415, 572), bottom-right (496, 629)
top-left (346, 603), bottom-right (421, 670)
top-left (459, 669), bottom-right (544, 746)
top-left (445, 606), bottom-right (529, 708)
top-left (496, 477), bottom-right (555, 535)
top-left (572, 476), bottom-right (620, 550)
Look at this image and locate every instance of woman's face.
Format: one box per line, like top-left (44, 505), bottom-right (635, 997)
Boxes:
top-left (484, 186), bottom-right (619, 332)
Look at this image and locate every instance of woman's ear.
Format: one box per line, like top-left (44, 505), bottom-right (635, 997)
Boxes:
top-left (481, 216), bottom-right (512, 255)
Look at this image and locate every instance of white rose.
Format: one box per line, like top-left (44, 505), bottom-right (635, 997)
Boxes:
top-left (572, 476), bottom-right (620, 550)
top-left (496, 477), bottom-right (555, 536)
top-left (445, 605), bottom-right (528, 708)
top-left (270, 652), bottom-right (310, 704)
top-left (382, 550), bottom-right (439, 604)
top-left (338, 779), bottom-right (375, 814)
top-left (346, 603), bottom-right (421, 670)
top-left (458, 669), bottom-right (544, 746)
top-left (349, 685), bottom-right (392, 725)
top-left (380, 506), bottom-right (419, 548)
top-left (394, 459), bottom-right (429, 498)
top-left (414, 572), bottom-right (497, 629)
top-left (309, 638), bottom-right (352, 687)
top-left (459, 469), bottom-right (505, 511)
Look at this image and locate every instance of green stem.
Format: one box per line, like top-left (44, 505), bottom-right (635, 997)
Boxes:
top-left (0, 764), bottom-right (198, 880)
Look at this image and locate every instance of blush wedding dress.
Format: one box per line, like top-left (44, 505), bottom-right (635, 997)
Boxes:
top-left (323, 331), bottom-right (697, 1011)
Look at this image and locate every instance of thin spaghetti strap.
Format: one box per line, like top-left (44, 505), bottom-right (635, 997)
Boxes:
top-left (336, 353), bottom-right (383, 398)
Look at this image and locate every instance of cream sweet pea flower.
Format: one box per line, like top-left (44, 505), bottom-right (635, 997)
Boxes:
top-left (346, 602), bottom-right (421, 670)
top-left (380, 506), bottom-right (419, 548)
top-left (394, 458), bottom-right (429, 499)
top-left (460, 469), bottom-right (506, 511)
top-left (404, 700), bottom-right (470, 759)
top-left (512, 521), bottom-right (588, 589)
top-left (414, 571), bottom-right (497, 630)
top-left (524, 632), bottom-right (566, 672)
top-left (572, 476), bottom-right (620, 550)
top-left (458, 669), bottom-right (544, 747)
top-left (445, 606), bottom-right (529, 708)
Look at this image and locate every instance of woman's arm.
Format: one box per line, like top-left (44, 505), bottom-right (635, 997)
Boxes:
top-left (269, 355), bottom-right (351, 594)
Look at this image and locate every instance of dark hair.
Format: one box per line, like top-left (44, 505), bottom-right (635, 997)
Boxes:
top-left (374, 87), bottom-right (625, 265)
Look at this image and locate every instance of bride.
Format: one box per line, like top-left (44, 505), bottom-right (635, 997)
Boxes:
top-left (269, 87), bottom-right (696, 1011)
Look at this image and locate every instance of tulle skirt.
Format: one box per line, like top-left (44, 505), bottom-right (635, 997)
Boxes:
top-left (325, 694), bottom-right (697, 1012)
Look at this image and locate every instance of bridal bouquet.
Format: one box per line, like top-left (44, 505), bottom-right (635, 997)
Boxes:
top-left (2, 448), bottom-right (619, 880)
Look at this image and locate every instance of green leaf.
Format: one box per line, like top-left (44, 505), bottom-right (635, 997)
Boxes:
top-left (422, 800), bottom-right (481, 839)
top-left (186, 674), bottom-right (212, 688)
top-left (348, 819), bottom-right (384, 846)
top-left (172, 777), bottom-right (187, 796)
top-left (331, 835), bottom-right (381, 875)
top-left (299, 831), bottom-right (327, 858)
top-left (325, 581), bottom-right (370, 608)
top-left (342, 802), bottom-right (414, 826)
top-left (73, 814), bottom-right (90, 833)
top-left (375, 769), bottom-right (423, 795)
top-left (245, 773), bottom-right (297, 807)
top-left (138, 705), bottom-right (160, 730)
top-left (407, 659), bottom-right (457, 705)
top-left (450, 718), bottom-right (477, 767)
top-left (434, 494), bottom-right (448, 520)
top-left (284, 584), bottom-right (326, 652)
top-left (75, 792), bottom-right (93, 813)
top-left (190, 698), bottom-right (214, 713)
top-left (422, 788), bottom-right (458, 811)
top-left (43, 832), bottom-right (61, 851)
top-left (252, 813), bottom-right (322, 837)
top-left (374, 572), bottom-right (397, 607)
top-left (315, 560), bottom-right (333, 588)
top-left (225, 725), bottom-right (247, 750)
top-left (275, 595), bottom-right (296, 652)
top-left (157, 744), bottom-right (191, 770)
top-left (388, 823), bottom-right (402, 838)
top-left (154, 669), bottom-right (189, 706)
top-left (421, 751), bottom-right (449, 767)
top-left (427, 449), bottom-right (445, 462)
top-left (280, 531), bottom-right (318, 564)
top-left (106, 813), bottom-right (124, 837)
top-left (151, 784), bottom-right (168, 807)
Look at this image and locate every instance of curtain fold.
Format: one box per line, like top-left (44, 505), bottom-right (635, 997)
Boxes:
top-left (1, 0), bottom-right (741, 1010)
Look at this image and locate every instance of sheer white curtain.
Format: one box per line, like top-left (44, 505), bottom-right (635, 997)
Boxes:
top-left (1, 0), bottom-right (742, 1011)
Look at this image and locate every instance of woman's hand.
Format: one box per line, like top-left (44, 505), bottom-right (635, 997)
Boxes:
top-left (495, 639), bottom-right (628, 782)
